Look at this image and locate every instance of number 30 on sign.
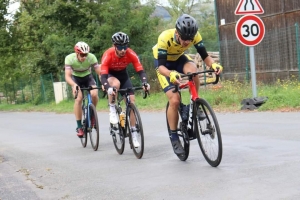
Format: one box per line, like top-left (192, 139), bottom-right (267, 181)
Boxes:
top-left (235, 15), bottom-right (265, 46)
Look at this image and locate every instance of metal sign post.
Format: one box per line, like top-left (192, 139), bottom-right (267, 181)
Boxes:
top-left (234, 0), bottom-right (268, 109)
top-left (249, 47), bottom-right (257, 97)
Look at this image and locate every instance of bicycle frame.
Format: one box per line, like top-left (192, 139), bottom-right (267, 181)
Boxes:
top-left (179, 77), bottom-right (199, 101)
top-left (75, 86), bottom-right (102, 128)
top-left (115, 87), bottom-right (148, 135)
top-left (175, 70), bottom-right (219, 136)
top-left (82, 91), bottom-right (93, 128)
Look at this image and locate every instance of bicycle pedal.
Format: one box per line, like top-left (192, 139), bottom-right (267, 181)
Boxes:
top-left (189, 136), bottom-right (196, 140)
top-left (111, 129), bottom-right (119, 135)
top-left (111, 124), bottom-right (118, 129)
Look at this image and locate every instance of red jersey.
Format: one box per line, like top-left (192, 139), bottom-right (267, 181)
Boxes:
top-left (100, 47), bottom-right (144, 74)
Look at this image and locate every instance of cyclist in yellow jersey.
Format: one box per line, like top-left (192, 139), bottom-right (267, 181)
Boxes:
top-left (153, 14), bottom-right (223, 155)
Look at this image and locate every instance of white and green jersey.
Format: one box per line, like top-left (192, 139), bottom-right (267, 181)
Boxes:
top-left (64, 53), bottom-right (98, 77)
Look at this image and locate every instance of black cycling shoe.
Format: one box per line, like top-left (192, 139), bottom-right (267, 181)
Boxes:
top-left (197, 109), bottom-right (206, 121)
top-left (171, 139), bottom-right (185, 155)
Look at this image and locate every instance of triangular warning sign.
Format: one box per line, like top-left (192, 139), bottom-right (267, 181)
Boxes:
top-left (235, 0), bottom-right (264, 15)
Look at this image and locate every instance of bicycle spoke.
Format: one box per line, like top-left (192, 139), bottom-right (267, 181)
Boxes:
top-left (80, 107), bottom-right (88, 148)
top-left (112, 107), bottom-right (125, 155)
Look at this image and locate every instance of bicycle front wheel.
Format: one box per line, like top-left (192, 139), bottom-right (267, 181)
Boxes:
top-left (88, 104), bottom-right (99, 151)
top-left (127, 103), bottom-right (144, 159)
top-left (112, 106), bottom-right (125, 154)
top-left (81, 108), bottom-right (88, 148)
top-left (194, 98), bottom-right (222, 167)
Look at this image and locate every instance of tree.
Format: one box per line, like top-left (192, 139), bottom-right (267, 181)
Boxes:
top-left (165, 0), bottom-right (218, 52)
top-left (0, 0), bottom-right (15, 81)
top-left (2, 0), bottom-right (158, 82)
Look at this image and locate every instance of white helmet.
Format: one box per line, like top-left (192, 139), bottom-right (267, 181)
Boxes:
top-left (74, 42), bottom-right (90, 54)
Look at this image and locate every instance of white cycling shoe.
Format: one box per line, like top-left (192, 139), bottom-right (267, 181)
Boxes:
top-left (131, 131), bottom-right (140, 148)
top-left (109, 112), bottom-right (118, 125)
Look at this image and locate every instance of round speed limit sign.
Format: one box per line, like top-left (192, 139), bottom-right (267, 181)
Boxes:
top-left (235, 15), bottom-right (265, 46)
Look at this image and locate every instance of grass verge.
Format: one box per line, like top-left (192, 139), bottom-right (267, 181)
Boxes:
top-left (1, 78), bottom-right (300, 113)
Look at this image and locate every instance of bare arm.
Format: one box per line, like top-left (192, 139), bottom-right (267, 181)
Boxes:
top-left (203, 56), bottom-right (215, 68)
top-left (158, 65), bottom-right (171, 77)
top-left (95, 64), bottom-right (101, 76)
top-left (65, 68), bottom-right (76, 87)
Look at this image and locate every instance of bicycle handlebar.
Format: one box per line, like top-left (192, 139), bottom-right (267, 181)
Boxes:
top-left (103, 84), bottom-right (150, 99)
top-left (74, 85), bottom-right (103, 99)
top-left (172, 69), bottom-right (220, 93)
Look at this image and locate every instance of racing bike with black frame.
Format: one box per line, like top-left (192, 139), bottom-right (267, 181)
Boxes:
top-left (106, 84), bottom-right (149, 159)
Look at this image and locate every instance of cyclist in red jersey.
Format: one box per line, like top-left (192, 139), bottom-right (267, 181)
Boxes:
top-left (100, 32), bottom-right (150, 147)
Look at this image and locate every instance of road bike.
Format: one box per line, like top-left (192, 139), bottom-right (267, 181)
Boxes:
top-left (106, 85), bottom-right (149, 159)
top-left (75, 85), bottom-right (102, 151)
top-left (166, 70), bottom-right (223, 167)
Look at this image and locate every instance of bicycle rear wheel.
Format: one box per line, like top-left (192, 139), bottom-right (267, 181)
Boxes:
top-left (112, 107), bottom-right (125, 154)
top-left (166, 102), bottom-right (190, 161)
top-left (127, 103), bottom-right (144, 159)
top-left (88, 104), bottom-right (99, 151)
top-left (194, 98), bottom-right (222, 167)
top-left (80, 108), bottom-right (88, 148)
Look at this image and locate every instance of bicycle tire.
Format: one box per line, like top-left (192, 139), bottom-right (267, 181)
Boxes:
top-left (166, 102), bottom-right (190, 161)
top-left (88, 104), bottom-right (99, 151)
top-left (127, 103), bottom-right (144, 159)
top-left (194, 98), bottom-right (223, 167)
top-left (112, 106), bottom-right (125, 154)
top-left (80, 106), bottom-right (88, 148)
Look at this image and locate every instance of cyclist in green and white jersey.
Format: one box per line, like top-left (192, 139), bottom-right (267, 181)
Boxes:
top-left (64, 42), bottom-right (101, 137)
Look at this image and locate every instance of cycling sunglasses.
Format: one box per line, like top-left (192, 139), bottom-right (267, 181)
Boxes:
top-left (115, 45), bottom-right (128, 51)
top-left (79, 53), bottom-right (88, 58)
top-left (179, 35), bottom-right (193, 41)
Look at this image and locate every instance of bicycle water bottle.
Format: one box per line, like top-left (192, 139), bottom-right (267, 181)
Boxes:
top-left (119, 112), bottom-right (125, 127)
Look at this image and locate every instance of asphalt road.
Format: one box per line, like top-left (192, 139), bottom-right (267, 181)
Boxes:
top-left (0, 111), bottom-right (300, 200)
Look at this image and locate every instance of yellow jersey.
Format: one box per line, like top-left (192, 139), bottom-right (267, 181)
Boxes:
top-left (152, 28), bottom-right (203, 61)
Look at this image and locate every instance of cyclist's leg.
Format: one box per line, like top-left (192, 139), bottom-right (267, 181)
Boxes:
top-left (166, 91), bottom-right (180, 130)
top-left (181, 55), bottom-right (205, 119)
top-left (129, 94), bottom-right (136, 125)
top-left (154, 56), bottom-right (185, 155)
top-left (156, 64), bottom-right (184, 155)
top-left (88, 74), bottom-right (99, 107)
top-left (119, 75), bottom-right (135, 126)
top-left (181, 54), bottom-right (200, 91)
top-left (107, 74), bottom-right (120, 124)
top-left (72, 76), bottom-right (84, 136)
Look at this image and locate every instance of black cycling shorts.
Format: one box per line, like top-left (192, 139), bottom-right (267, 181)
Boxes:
top-left (108, 70), bottom-right (134, 95)
top-left (72, 74), bottom-right (96, 89)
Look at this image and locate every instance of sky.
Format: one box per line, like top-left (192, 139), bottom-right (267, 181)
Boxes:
top-left (6, 1), bottom-right (20, 21)
top-left (8, 1), bottom-right (20, 14)
top-left (140, 0), bottom-right (170, 6)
